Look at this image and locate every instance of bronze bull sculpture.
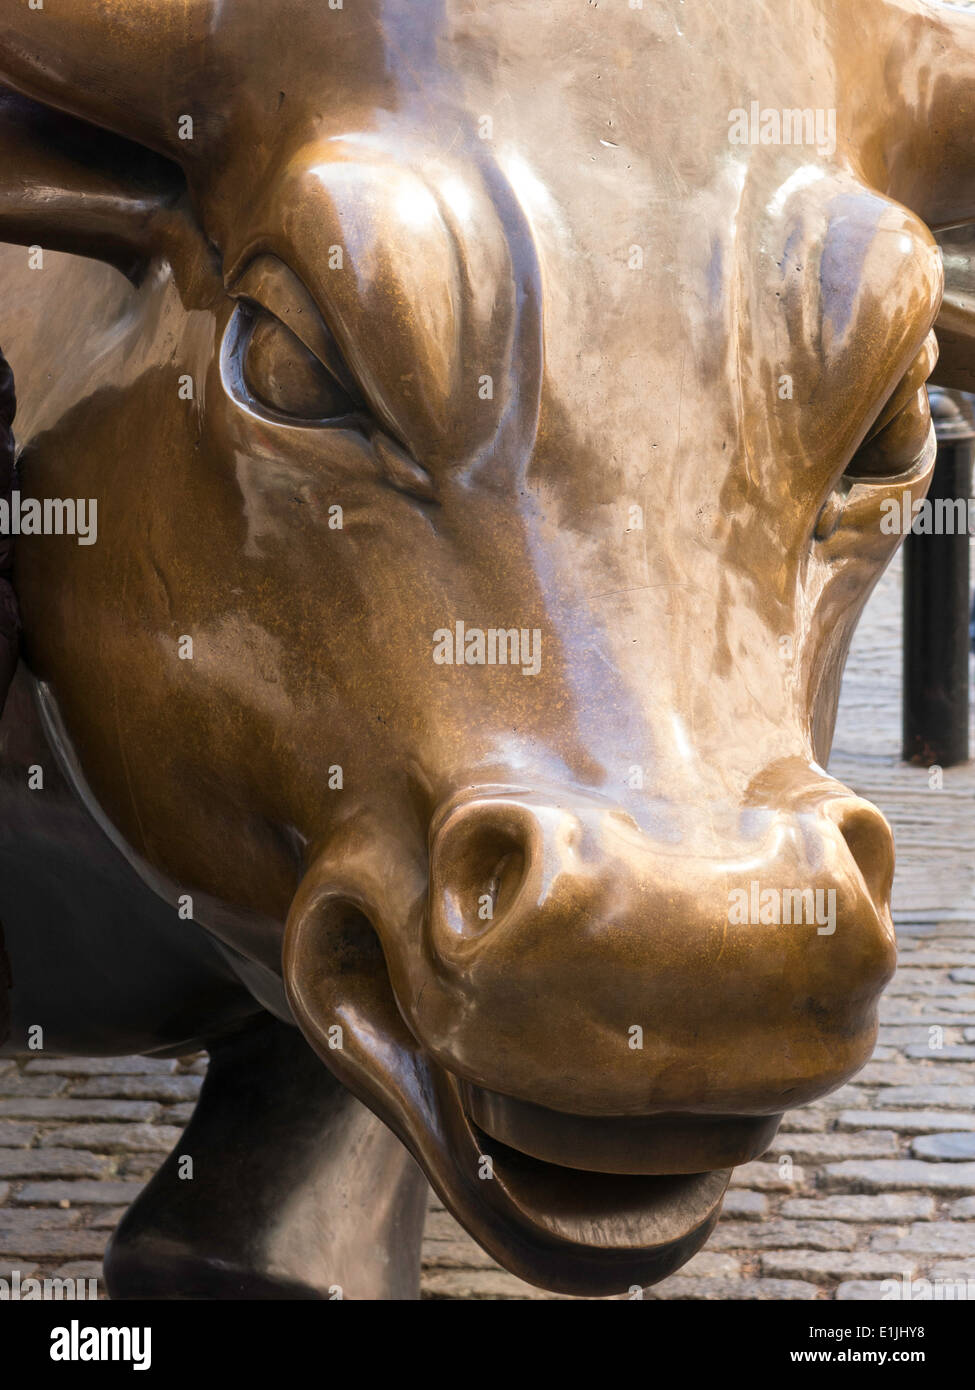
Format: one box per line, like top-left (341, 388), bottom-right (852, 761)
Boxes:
top-left (0, 0), bottom-right (973, 1300)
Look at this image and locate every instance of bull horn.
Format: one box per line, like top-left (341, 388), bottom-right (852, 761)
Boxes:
top-left (0, 90), bottom-right (217, 296)
top-left (0, 0), bottom-right (214, 163)
top-left (0, 91), bottom-right (178, 277)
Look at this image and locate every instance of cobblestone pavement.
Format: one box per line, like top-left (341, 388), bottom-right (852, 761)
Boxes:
top-left (1, 549), bottom-right (973, 1299)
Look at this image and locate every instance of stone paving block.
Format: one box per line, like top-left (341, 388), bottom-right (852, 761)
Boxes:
top-left (760, 1251), bottom-right (919, 1283)
top-left (422, 1237), bottom-right (497, 1271)
top-left (0, 1208), bottom-right (80, 1235)
top-left (858, 1062), bottom-right (974, 1085)
top-left (39, 1123), bottom-right (183, 1154)
top-left (708, 1221), bottom-right (857, 1252)
top-left (870, 1223), bottom-right (975, 1256)
top-left (950, 1197), bottom-right (975, 1218)
top-left (117, 1156), bottom-right (166, 1178)
top-left (878, 1025), bottom-right (966, 1045)
top-left (879, 1010), bottom-right (975, 1026)
top-left (23, 1057), bottom-right (179, 1076)
top-left (814, 1085), bottom-right (868, 1109)
top-left (13, 1180), bottom-right (146, 1207)
top-left (421, 1269), bottom-right (568, 1299)
top-left (779, 1110), bottom-right (827, 1133)
top-left (0, 1074), bottom-right (68, 1098)
top-left (871, 1088), bottom-right (975, 1110)
top-left (904, 1045), bottom-right (975, 1062)
top-left (0, 1182), bottom-right (8, 1204)
top-left (70, 1076), bottom-right (201, 1103)
top-left (889, 968), bottom-right (963, 988)
top-left (853, 1063), bottom-right (930, 1085)
top-left (912, 1134), bottom-right (975, 1162)
top-left (424, 1209), bottom-right (462, 1241)
top-left (886, 981), bottom-right (973, 998)
top-left (720, 1190), bottom-right (768, 1221)
top-left (0, 1121), bottom-right (37, 1147)
top-left (950, 967), bottom-right (975, 984)
top-left (837, 1110), bottom-right (975, 1134)
top-left (0, 1149), bottom-right (112, 1179)
top-left (823, 1161), bottom-right (975, 1194)
top-left (729, 1161), bottom-right (807, 1191)
top-left (0, 1230), bottom-right (109, 1260)
top-left (675, 1252), bottom-right (741, 1277)
top-left (164, 1103), bottom-right (196, 1125)
top-left (780, 1194), bottom-right (936, 1223)
top-left (644, 1276), bottom-right (821, 1301)
top-left (764, 1131), bottom-right (898, 1163)
top-left (836, 1280), bottom-right (897, 1300)
top-left (0, 1098), bottom-right (160, 1122)
top-left (0, 1263), bottom-right (37, 1280)
top-left (928, 1263), bottom-right (975, 1286)
top-left (88, 1206), bottom-right (129, 1229)
top-left (901, 953), bottom-right (975, 969)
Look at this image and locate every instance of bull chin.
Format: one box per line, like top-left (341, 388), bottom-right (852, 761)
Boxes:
top-left (283, 879), bottom-right (736, 1297)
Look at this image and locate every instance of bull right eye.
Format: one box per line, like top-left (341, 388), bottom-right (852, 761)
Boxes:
top-left (843, 332), bottom-right (938, 481)
top-left (227, 302), bottom-right (363, 425)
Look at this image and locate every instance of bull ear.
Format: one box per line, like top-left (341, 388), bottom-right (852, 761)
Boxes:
top-left (0, 0), bottom-right (211, 164)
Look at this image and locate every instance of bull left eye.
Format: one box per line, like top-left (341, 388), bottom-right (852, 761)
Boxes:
top-left (229, 302), bottom-right (362, 424)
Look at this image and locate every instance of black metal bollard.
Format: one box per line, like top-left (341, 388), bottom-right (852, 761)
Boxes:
top-left (902, 387), bottom-right (974, 767)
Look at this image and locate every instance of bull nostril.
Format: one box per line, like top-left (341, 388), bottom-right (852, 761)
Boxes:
top-left (442, 830), bottom-right (527, 940)
top-left (294, 895), bottom-right (388, 978)
top-left (828, 799), bottom-right (895, 907)
top-left (432, 805), bottom-right (534, 945)
top-left (330, 901), bottom-right (387, 973)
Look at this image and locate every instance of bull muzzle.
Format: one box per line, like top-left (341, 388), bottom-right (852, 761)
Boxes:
top-left (413, 784), bottom-right (895, 1114)
top-left (283, 770), bottom-right (895, 1295)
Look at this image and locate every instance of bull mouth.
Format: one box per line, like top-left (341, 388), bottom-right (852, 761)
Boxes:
top-left (283, 891), bottom-right (752, 1296)
top-left (460, 1099), bottom-right (735, 1260)
top-left (430, 1062), bottom-right (736, 1292)
top-left (463, 1081), bottom-right (781, 1175)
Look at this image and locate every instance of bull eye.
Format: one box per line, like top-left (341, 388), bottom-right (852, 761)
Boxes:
top-left (843, 333), bottom-right (937, 482)
top-left (844, 388), bottom-right (932, 480)
top-left (228, 301), bottom-right (362, 424)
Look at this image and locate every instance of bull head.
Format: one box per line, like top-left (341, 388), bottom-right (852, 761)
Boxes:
top-left (0, 0), bottom-right (970, 1296)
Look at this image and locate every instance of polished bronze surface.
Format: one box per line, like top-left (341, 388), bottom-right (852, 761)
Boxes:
top-left (0, 0), bottom-right (969, 1298)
